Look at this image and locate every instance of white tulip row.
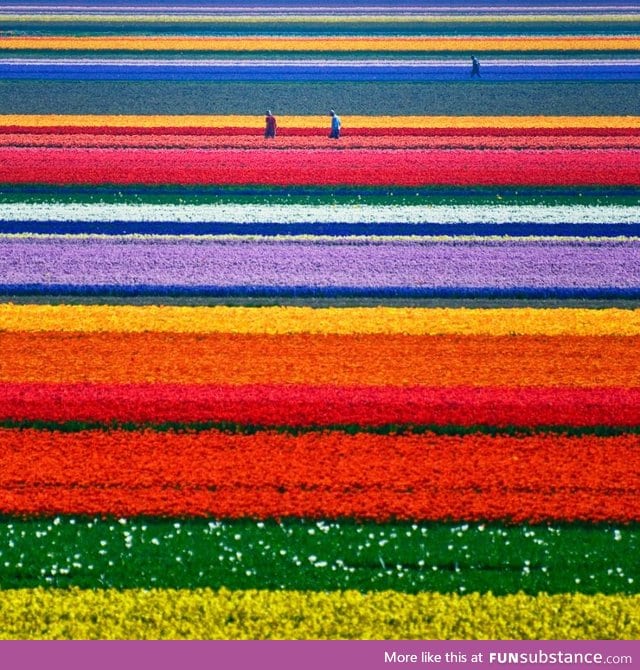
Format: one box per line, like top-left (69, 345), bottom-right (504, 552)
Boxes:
top-left (1, 203), bottom-right (639, 224)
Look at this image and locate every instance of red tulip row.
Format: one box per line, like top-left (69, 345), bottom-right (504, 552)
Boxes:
top-left (1, 383), bottom-right (639, 427)
top-left (2, 126), bottom-right (639, 137)
top-left (0, 428), bottom-right (637, 521)
top-left (0, 147), bottom-right (637, 185)
top-left (2, 134), bottom-right (638, 151)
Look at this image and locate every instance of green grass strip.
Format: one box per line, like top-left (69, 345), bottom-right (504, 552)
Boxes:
top-left (1, 419), bottom-right (639, 437)
top-left (0, 516), bottom-right (636, 594)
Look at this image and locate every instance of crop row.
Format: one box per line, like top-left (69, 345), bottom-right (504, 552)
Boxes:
top-left (3, 304), bottom-right (640, 335)
top-left (0, 427), bottom-right (637, 521)
top-left (2, 188), bottom-right (638, 208)
top-left (4, 223), bottom-right (640, 238)
top-left (3, 36), bottom-right (640, 52)
top-left (0, 517), bottom-right (635, 593)
top-left (1, 589), bottom-right (638, 639)
top-left (3, 115), bottom-right (638, 130)
top-left (3, 81), bottom-right (637, 117)
top-left (1, 148), bottom-right (638, 186)
top-left (3, 62), bottom-right (639, 82)
top-left (2, 332), bottom-right (639, 386)
top-left (1, 237), bottom-right (639, 298)
top-left (6, 133), bottom-right (640, 151)
top-left (2, 383), bottom-right (639, 427)
top-left (4, 202), bottom-right (639, 224)
top-left (5, 126), bottom-right (640, 137)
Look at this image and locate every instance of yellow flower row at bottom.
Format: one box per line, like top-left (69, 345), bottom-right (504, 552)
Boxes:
top-left (0, 588), bottom-right (637, 640)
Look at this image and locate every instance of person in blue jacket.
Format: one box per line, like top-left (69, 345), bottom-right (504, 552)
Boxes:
top-left (329, 109), bottom-right (341, 139)
top-left (470, 55), bottom-right (481, 78)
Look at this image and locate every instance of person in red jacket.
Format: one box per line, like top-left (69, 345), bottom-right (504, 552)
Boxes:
top-left (265, 110), bottom-right (277, 138)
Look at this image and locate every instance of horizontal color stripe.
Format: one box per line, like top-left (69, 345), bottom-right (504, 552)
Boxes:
top-left (1, 148), bottom-right (636, 186)
top-left (0, 518), bottom-right (636, 595)
top-left (5, 285), bottom-right (640, 298)
top-left (5, 58), bottom-right (640, 66)
top-left (1, 332), bottom-right (639, 386)
top-left (2, 305), bottom-right (640, 335)
top-left (0, 589), bottom-right (639, 639)
top-left (2, 62), bottom-right (639, 82)
top-left (2, 187), bottom-right (638, 206)
top-left (5, 13), bottom-right (640, 22)
top-left (7, 234), bottom-right (640, 244)
top-left (1, 384), bottom-right (640, 426)
top-left (1, 239), bottom-right (638, 293)
top-left (3, 133), bottom-right (640, 151)
top-left (5, 223), bottom-right (640, 238)
top-left (2, 82), bottom-right (636, 117)
top-left (1, 114), bottom-right (638, 128)
top-left (5, 128), bottom-right (640, 139)
top-left (2, 420), bottom-right (638, 437)
top-left (2, 36), bottom-right (639, 51)
top-left (0, 428), bottom-right (637, 521)
top-left (3, 203), bottom-right (638, 224)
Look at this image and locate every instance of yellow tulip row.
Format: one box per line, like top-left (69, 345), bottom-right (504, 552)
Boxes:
top-left (1, 115), bottom-right (639, 128)
top-left (2, 304), bottom-right (639, 336)
top-left (0, 589), bottom-right (638, 640)
top-left (2, 36), bottom-right (640, 51)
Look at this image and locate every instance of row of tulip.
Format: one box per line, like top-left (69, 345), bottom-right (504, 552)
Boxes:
top-left (1, 148), bottom-right (638, 186)
top-left (3, 60), bottom-right (638, 82)
top-left (1, 589), bottom-right (638, 640)
top-left (3, 332), bottom-right (639, 386)
top-left (4, 133), bottom-right (640, 150)
top-left (0, 428), bottom-right (637, 521)
top-left (3, 304), bottom-right (639, 335)
top-left (3, 383), bottom-right (639, 427)
top-left (1, 238), bottom-right (639, 298)
top-left (3, 36), bottom-right (640, 51)
top-left (3, 203), bottom-right (638, 224)
top-left (2, 115), bottom-right (637, 130)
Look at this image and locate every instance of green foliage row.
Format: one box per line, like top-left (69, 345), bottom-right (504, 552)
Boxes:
top-left (0, 516), bottom-right (637, 594)
top-left (2, 418), bottom-right (639, 436)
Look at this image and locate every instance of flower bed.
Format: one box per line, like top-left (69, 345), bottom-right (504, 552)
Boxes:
top-left (1, 3), bottom-right (639, 642)
top-left (1, 147), bottom-right (639, 186)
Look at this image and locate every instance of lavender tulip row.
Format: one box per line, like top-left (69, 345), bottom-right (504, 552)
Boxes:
top-left (1, 236), bottom-right (639, 297)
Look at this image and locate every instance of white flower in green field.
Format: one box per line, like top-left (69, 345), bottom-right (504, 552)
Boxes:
top-left (4, 202), bottom-right (640, 225)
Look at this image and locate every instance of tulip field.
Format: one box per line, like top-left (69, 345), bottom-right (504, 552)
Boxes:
top-left (1, 0), bottom-right (640, 640)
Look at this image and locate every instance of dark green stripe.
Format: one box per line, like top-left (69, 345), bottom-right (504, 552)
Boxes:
top-left (5, 296), bottom-right (640, 308)
top-left (0, 516), bottom-right (636, 594)
top-left (1, 81), bottom-right (638, 115)
top-left (1, 419), bottom-right (639, 436)
top-left (5, 21), bottom-right (639, 37)
top-left (2, 186), bottom-right (640, 207)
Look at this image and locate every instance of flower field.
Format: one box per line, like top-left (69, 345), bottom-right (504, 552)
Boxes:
top-left (0, 0), bottom-right (640, 640)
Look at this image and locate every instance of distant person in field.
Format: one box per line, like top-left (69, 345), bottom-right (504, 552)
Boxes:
top-left (329, 109), bottom-right (341, 139)
top-left (265, 110), bottom-right (277, 139)
top-left (470, 55), bottom-right (481, 78)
